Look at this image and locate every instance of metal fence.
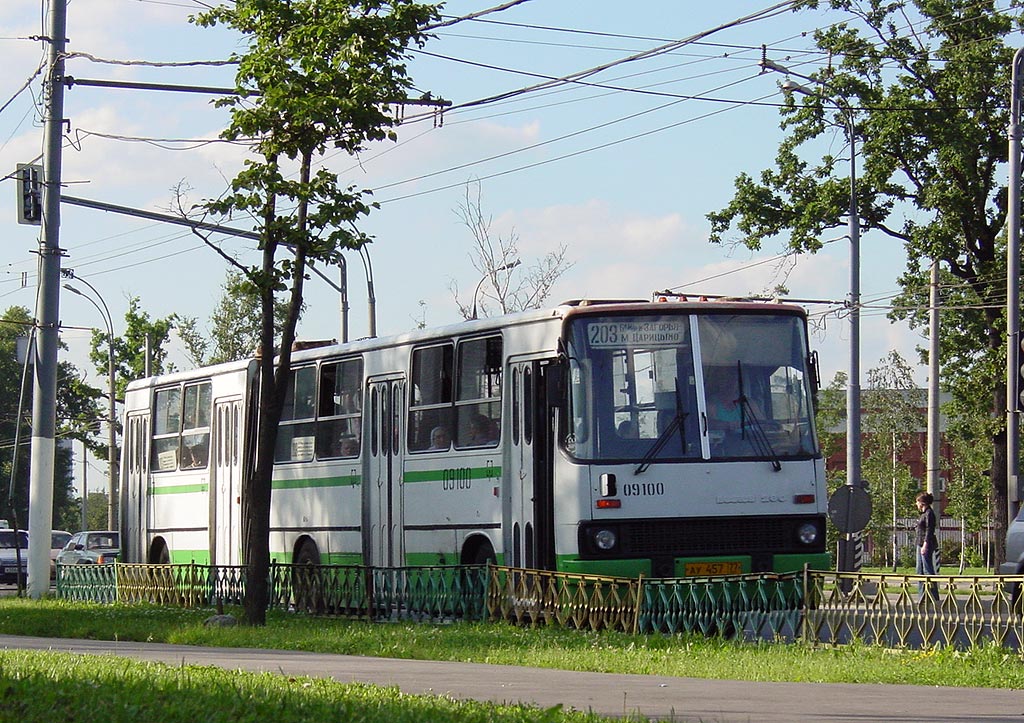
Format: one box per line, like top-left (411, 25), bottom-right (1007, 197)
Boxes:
top-left (54, 562), bottom-right (1024, 651)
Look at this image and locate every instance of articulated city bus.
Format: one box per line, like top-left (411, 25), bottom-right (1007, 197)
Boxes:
top-left (120, 296), bottom-right (830, 577)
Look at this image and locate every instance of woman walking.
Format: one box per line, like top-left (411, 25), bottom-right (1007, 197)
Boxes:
top-left (915, 492), bottom-right (939, 600)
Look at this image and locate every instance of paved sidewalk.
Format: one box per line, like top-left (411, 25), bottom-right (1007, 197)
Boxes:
top-left (1, 634), bottom-right (1021, 722)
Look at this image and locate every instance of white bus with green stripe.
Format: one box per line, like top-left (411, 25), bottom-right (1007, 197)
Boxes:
top-left (120, 296), bottom-right (830, 577)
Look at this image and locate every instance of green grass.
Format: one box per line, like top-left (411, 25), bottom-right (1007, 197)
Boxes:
top-left (0, 649), bottom-right (634, 723)
top-left (0, 598), bottom-right (1022, 689)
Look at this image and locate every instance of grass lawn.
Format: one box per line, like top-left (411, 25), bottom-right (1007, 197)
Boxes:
top-left (1, 596), bottom-right (1022, 722)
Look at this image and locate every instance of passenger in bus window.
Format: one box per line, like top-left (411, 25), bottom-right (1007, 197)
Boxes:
top-left (467, 413), bottom-right (498, 446)
top-left (429, 425), bottom-right (450, 450)
top-left (339, 436), bottom-right (359, 457)
top-left (180, 439), bottom-right (208, 469)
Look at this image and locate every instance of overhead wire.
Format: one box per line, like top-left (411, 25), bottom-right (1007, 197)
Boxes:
top-left (13, 0), bottom-right (1018, 290)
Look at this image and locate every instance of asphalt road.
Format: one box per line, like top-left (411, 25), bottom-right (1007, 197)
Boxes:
top-left (1, 633), bottom-right (1022, 722)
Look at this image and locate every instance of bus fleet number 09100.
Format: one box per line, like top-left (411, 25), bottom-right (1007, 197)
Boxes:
top-left (442, 467), bottom-right (472, 491)
top-left (622, 482), bottom-right (664, 496)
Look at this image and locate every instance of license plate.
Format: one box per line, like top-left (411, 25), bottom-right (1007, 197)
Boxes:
top-left (684, 561), bottom-right (743, 576)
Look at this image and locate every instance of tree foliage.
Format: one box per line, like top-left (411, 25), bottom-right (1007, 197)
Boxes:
top-left (708, 0), bottom-right (1022, 558)
top-left (178, 270), bottom-right (295, 366)
top-left (861, 351), bottom-right (925, 568)
top-left (0, 306), bottom-right (101, 532)
top-left (192, 0), bottom-right (440, 624)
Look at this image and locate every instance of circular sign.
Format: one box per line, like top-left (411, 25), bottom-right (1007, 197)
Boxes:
top-left (828, 485), bottom-right (872, 533)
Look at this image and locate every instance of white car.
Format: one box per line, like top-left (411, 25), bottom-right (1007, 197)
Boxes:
top-left (56, 531), bottom-right (120, 566)
top-left (0, 529), bottom-right (29, 583)
top-left (50, 530), bottom-right (72, 578)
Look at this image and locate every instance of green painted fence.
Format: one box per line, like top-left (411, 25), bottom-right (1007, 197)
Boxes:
top-left (54, 563), bottom-right (1024, 651)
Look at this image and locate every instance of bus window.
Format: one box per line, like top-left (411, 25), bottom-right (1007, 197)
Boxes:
top-left (316, 358), bottom-right (363, 459)
top-left (275, 366), bottom-right (316, 463)
top-left (455, 335), bottom-right (501, 448)
top-left (152, 387), bottom-right (181, 472)
top-left (408, 343), bottom-right (453, 452)
top-left (565, 315), bottom-right (699, 462)
top-left (697, 314), bottom-right (816, 459)
top-left (179, 382), bottom-right (211, 469)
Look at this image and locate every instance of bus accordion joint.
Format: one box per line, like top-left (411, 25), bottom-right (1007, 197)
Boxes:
top-left (793, 494), bottom-right (816, 505)
top-left (596, 499), bottom-right (621, 509)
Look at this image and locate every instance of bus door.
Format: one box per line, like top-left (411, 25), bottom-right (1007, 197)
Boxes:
top-left (506, 359), bottom-right (556, 570)
top-left (364, 376), bottom-right (406, 567)
top-left (122, 411), bottom-right (149, 564)
top-left (211, 396), bottom-right (243, 566)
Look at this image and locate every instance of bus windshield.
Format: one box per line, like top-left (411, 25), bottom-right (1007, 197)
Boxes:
top-left (565, 311), bottom-right (818, 463)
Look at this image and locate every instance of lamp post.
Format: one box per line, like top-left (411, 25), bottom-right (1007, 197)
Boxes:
top-left (471, 260), bottom-right (522, 320)
top-left (762, 60), bottom-right (863, 563)
top-left (63, 277), bottom-right (117, 531)
top-left (358, 246), bottom-right (377, 338)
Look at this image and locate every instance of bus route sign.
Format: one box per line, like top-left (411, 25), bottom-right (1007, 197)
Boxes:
top-left (587, 320), bottom-right (687, 349)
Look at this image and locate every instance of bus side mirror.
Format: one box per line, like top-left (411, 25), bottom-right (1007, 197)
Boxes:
top-left (545, 362), bottom-right (566, 409)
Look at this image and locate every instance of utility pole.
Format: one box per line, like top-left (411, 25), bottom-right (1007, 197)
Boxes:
top-left (27, 0), bottom-right (68, 598)
top-left (926, 260), bottom-right (941, 574)
top-left (1007, 47), bottom-right (1024, 528)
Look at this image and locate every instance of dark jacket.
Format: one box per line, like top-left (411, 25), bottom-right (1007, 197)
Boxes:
top-left (916, 507), bottom-right (937, 553)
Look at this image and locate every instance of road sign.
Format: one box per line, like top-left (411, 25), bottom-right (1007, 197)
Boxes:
top-left (828, 484), bottom-right (872, 534)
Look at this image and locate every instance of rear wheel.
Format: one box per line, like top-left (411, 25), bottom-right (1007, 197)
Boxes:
top-left (469, 539), bottom-right (496, 566)
top-left (293, 540), bottom-right (324, 613)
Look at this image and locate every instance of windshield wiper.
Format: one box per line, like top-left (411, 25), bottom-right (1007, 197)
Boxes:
top-left (635, 381), bottom-right (687, 475)
top-left (734, 361), bottom-right (782, 472)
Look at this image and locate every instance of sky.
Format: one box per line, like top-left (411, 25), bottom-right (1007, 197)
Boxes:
top-left (1, 0), bottom-right (992, 496)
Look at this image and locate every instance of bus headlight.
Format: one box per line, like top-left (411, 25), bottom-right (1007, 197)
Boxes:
top-left (796, 522), bottom-right (819, 545)
top-left (593, 529), bottom-right (617, 551)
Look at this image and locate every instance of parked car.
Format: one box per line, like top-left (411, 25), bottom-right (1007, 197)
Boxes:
top-left (50, 530), bottom-right (72, 578)
top-left (55, 531), bottom-right (120, 566)
top-left (1001, 507), bottom-right (1024, 606)
top-left (0, 529), bottom-right (29, 583)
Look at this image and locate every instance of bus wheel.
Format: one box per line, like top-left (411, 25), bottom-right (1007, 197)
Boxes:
top-left (149, 539), bottom-right (170, 565)
top-left (292, 540), bottom-right (324, 613)
top-left (468, 539), bottom-right (496, 566)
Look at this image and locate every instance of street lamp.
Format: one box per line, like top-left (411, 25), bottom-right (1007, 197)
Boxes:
top-left (471, 260), bottom-right (522, 320)
top-left (762, 60), bottom-right (863, 511)
top-left (63, 277), bottom-right (117, 531)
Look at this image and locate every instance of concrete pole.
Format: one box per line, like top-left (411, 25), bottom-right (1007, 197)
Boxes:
top-left (1007, 47), bottom-right (1024, 526)
top-left (27, 0), bottom-right (67, 598)
top-left (927, 260), bottom-right (941, 509)
top-left (845, 106), bottom-right (862, 495)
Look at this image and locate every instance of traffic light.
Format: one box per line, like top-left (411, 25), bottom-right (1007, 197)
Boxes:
top-left (16, 163), bottom-right (42, 225)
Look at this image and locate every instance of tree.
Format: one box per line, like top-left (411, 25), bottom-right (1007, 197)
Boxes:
top-left (707, 0), bottom-right (1021, 559)
top-left (192, 0), bottom-right (440, 625)
top-left (84, 296), bottom-right (176, 526)
top-left (0, 306), bottom-right (101, 534)
top-left (861, 351), bottom-right (925, 569)
top-left (451, 180), bottom-right (573, 319)
top-left (178, 270), bottom-right (295, 367)
top-left (88, 296), bottom-right (175, 401)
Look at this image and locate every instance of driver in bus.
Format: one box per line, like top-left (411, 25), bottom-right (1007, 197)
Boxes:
top-left (705, 368), bottom-right (769, 452)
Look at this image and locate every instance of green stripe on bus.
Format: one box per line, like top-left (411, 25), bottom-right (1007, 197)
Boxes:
top-left (169, 550), bottom-right (211, 565)
top-left (272, 474), bottom-right (361, 490)
top-left (403, 466), bottom-right (501, 484)
top-left (150, 483), bottom-right (210, 495)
